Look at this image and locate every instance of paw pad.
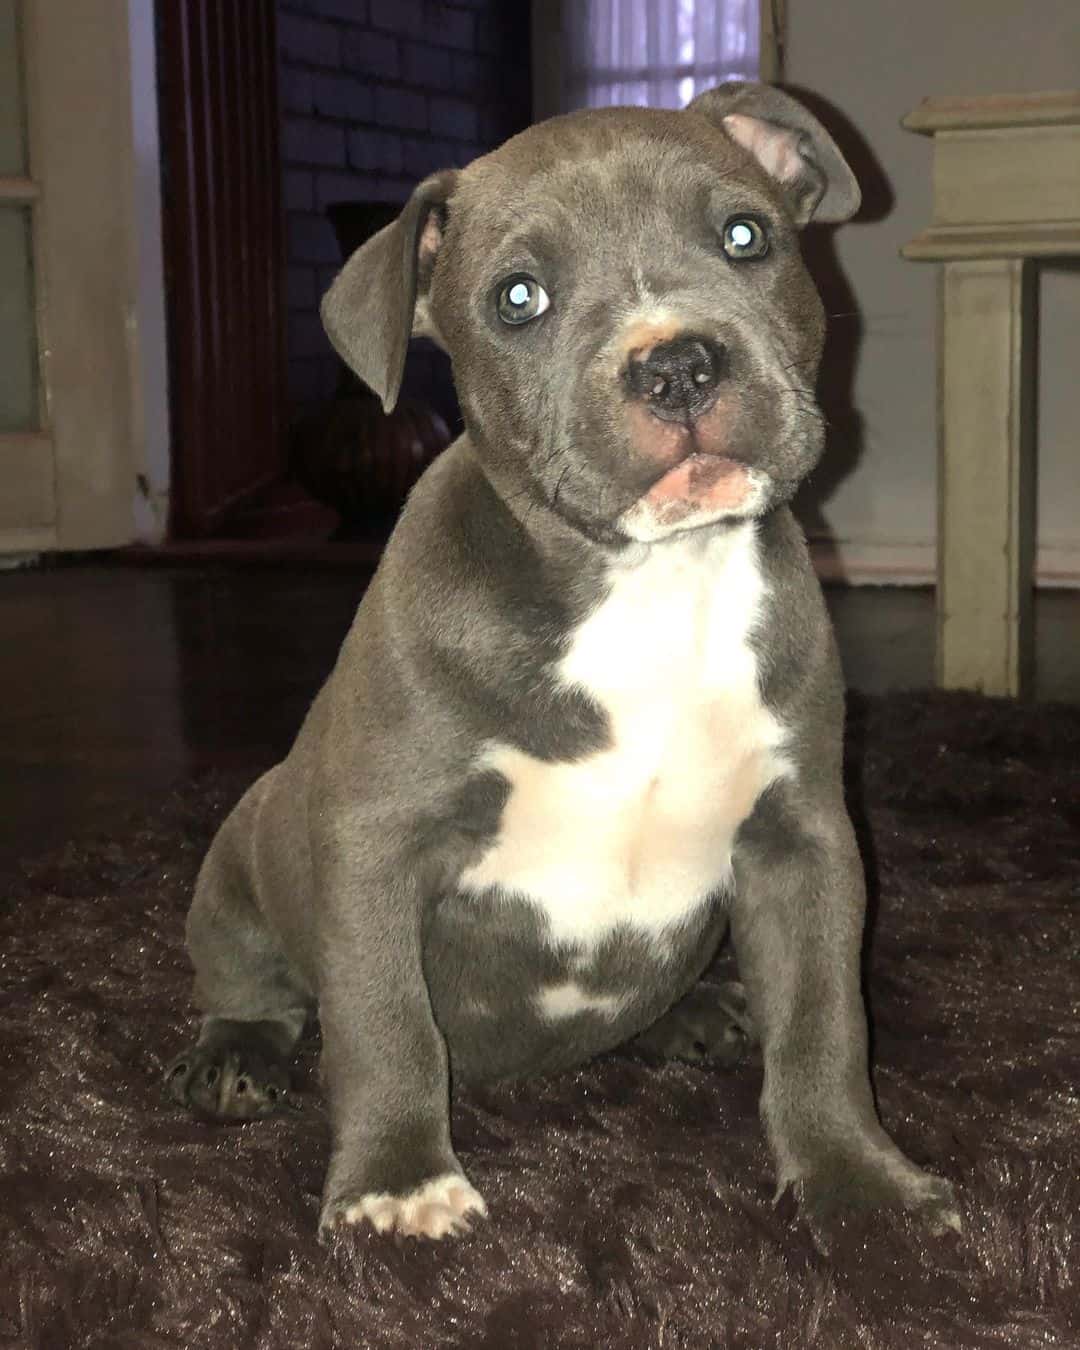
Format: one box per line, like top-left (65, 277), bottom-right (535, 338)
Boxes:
top-left (330, 1173), bottom-right (488, 1240)
top-left (165, 1044), bottom-right (291, 1121)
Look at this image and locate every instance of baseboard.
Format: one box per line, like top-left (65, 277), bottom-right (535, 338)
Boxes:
top-left (1038, 539), bottom-right (1080, 587)
top-left (808, 533), bottom-right (1080, 589)
top-left (808, 535), bottom-right (935, 586)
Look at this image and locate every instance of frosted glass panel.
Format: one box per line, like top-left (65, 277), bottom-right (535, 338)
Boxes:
top-left (0, 0), bottom-right (28, 176)
top-left (0, 206), bottom-right (38, 430)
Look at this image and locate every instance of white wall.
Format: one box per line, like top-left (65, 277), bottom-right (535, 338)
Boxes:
top-left (787, 0), bottom-right (1080, 585)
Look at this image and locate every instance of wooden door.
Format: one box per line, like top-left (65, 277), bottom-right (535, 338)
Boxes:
top-left (158, 0), bottom-right (287, 538)
top-left (1, 0), bottom-right (148, 555)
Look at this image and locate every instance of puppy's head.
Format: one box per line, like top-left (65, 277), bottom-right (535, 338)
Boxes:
top-left (322, 83), bottom-right (859, 544)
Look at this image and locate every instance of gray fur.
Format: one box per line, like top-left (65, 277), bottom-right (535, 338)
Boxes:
top-left (168, 84), bottom-right (957, 1237)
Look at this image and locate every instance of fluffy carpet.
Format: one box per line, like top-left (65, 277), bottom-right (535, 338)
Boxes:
top-left (2, 691), bottom-right (1078, 1349)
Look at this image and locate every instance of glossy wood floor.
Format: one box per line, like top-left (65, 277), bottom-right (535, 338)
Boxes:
top-left (2, 560), bottom-right (1077, 875)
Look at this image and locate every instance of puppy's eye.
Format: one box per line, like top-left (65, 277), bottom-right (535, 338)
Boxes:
top-left (496, 275), bottom-right (550, 325)
top-left (722, 217), bottom-right (769, 261)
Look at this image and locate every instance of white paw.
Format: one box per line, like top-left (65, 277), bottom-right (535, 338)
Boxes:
top-left (341, 1172), bottom-right (487, 1239)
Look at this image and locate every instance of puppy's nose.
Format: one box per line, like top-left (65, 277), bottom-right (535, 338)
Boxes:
top-left (624, 335), bottom-right (726, 422)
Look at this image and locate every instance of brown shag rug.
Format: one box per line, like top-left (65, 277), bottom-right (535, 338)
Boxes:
top-left (2, 691), bottom-right (1078, 1349)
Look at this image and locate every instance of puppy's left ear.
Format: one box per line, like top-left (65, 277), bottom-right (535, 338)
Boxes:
top-left (688, 82), bottom-right (860, 225)
top-left (321, 170), bottom-right (457, 412)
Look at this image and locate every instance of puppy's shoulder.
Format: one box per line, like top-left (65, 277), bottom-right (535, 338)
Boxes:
top-left (380, 436), bottom-right (503, 586)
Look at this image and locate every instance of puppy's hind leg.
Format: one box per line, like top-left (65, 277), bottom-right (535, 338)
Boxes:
top-left (166, 777), bottom-right (310, 1121)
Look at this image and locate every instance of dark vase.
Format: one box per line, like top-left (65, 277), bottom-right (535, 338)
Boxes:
top-left (294, 395), bottom-right (450, 529)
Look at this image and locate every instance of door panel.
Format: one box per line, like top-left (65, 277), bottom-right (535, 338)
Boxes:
top-left (0, 0), bottom-right (49, 545)
top-left (0, 432), bottom-right (52, 529)
top-left (0, 1), bottom-right (39, 438)
top-left (0, 204), bottom-right (37, 431)
top-left (0, 0), bottom-right (27, 176)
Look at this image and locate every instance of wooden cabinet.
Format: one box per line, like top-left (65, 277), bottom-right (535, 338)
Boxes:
top-left (903, 91), bottom-right (1080, 696)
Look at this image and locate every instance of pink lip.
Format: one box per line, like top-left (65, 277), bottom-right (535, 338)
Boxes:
top-left (648, 451), bottom-right (743, 492)
top-left (642, 452), bottom-right (751, 513)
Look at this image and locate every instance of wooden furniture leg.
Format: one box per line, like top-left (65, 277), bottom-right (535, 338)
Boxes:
top-left (937, 258), bottom-right (1036, 696)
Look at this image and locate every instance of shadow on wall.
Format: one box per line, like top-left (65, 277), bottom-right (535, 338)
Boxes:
top-left (784, 85), bottom-right (895, 579)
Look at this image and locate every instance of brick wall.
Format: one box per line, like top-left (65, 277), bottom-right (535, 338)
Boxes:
top-left (277, 0), bottom-right (532, 426)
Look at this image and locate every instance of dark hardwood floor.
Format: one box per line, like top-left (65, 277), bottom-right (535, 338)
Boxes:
top-left (2, 559), bottom-right (1077, 875)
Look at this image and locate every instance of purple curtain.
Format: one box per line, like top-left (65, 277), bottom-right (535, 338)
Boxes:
top-left (564, 0), bottom-right (760, 111)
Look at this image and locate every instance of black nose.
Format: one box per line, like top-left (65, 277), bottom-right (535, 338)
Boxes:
top-left (624, 335), bottom-right (726, 421)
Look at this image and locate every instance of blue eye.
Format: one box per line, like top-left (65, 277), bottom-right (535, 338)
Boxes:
top-left (496, 274), bottom-right (551, 324)
top-left (723, 217), bottom-right (769, 260)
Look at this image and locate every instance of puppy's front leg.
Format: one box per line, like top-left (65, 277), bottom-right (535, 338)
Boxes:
top-left (315, 843), bottom-right (485, 1240)
top-left (730, 789), bottom-right (959, 1232)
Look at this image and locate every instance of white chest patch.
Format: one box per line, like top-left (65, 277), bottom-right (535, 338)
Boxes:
top-left (459, 522), bottom-right (792, 949)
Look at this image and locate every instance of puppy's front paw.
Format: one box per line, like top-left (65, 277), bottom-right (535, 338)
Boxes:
top-left (791, 1154), bottom-right (961, 1237)
top-left (324, 1172), bottom-right (488, 1240)
top-left (918, 1175), bottom-right (963, 1235)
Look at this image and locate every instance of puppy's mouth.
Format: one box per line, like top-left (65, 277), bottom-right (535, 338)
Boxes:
top-left (608, 384), bottom-right (789, 538)
top-left (641, 448), bottom-right (753, 514)
top-left (630, 395), bottom-right (757, 504)
top-left (615, 395), bottom-right (768, 538)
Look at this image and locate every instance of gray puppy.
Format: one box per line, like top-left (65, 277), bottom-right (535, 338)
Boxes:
top-left (167, 82), bottom-right (959, 1241)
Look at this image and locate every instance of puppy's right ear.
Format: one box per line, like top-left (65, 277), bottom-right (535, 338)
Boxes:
top-left (320, 170), bottom-right (457, 412)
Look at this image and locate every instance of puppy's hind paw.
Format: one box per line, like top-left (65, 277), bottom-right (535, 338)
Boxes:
top-left (634, 980), bottom-right (757, 1066)
top-left (325, 1172), bottom-right (488, 1241)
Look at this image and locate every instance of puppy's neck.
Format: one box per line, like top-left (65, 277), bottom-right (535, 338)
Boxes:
top-left (463, 430), bottom-right (763, 573)
top-left (462, 434), bottom-right (617, 557)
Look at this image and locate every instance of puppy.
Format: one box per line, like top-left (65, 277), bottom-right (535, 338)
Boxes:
top-left (167, 83), bottom-right (958, 1241)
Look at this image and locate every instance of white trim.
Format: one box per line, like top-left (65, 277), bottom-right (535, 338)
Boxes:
top-left (0, 175), bottom-right (39, 201)
top-left (1033, 539), bottom-right (1080, 588)
top-left (127, 0), bottom-right (170, 546)
top-left (0, 526), bottom-right (55, 553)
top-left (807, 531), bottom-right (1080, 589)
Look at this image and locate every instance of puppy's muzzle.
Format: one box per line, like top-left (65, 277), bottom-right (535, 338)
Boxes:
top-left (623, 334), bottom-right (726, 423)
